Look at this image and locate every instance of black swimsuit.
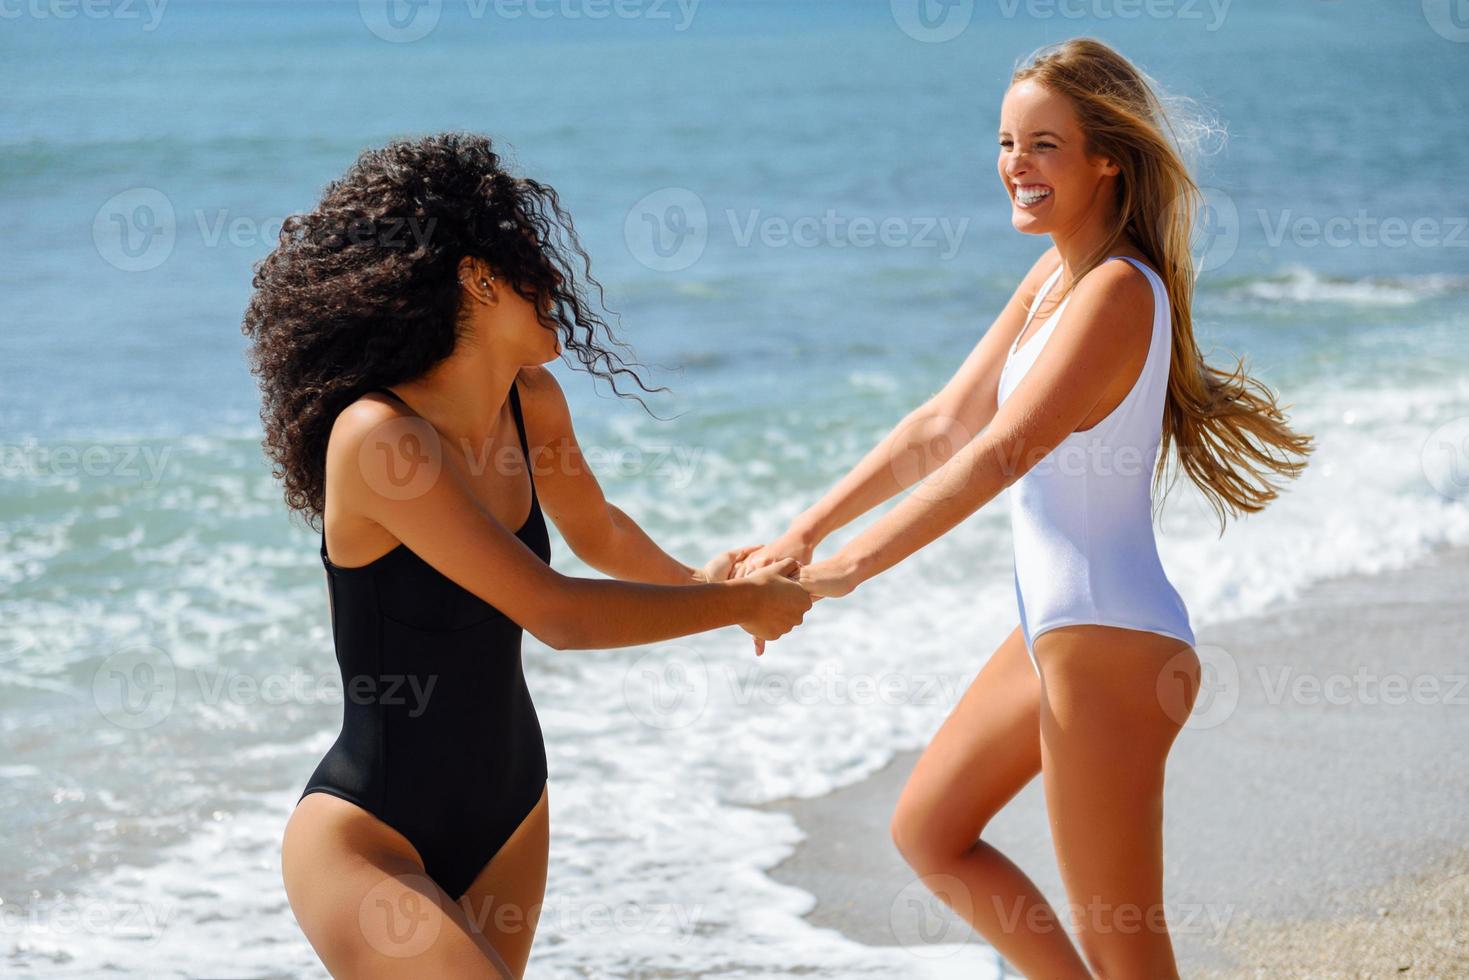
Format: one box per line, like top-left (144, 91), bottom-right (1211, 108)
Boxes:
top-left (299, 380), bottom-right (551, 900)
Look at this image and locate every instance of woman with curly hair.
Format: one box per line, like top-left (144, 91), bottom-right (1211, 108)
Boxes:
top-left (740, 38), bottom-right (1314, 978)
top-left (244, 132), bottom-right (811, 978)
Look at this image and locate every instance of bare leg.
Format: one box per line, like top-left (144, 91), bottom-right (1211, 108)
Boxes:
top-left (282, 793), bottom-right (518, 978)
top-left (1034, 625), bottom-right (1200, 980)
top-left (890, 626), bottom-right (1091, 978)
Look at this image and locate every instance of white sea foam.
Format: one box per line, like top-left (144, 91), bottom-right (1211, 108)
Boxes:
top-left (1227, 266), bottom-right (1469, 306)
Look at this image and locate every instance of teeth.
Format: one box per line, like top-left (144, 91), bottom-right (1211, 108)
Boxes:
top-left (1016, 186), bottom-right (1052, 205)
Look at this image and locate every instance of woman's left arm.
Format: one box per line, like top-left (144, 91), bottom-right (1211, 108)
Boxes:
top-left (802, 261), bottom-right (1154, 597)
top-left (600, 502), bottom-right (701, 583)
top-left (516, 366), bottom-right (729, 585)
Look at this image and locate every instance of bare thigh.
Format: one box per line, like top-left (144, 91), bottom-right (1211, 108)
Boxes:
top-left (282, 793), bottom-right (520, 979)
top-left (455, 784), bottom-right (551, 978)
top-left (1033, 625), bottom-right (1201, 979)
top-left (890, 625), bottom-right (1042, 866)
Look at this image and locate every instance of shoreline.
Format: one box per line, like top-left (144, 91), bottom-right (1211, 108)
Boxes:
top-left (752, 544), bottom-right (1469, 976)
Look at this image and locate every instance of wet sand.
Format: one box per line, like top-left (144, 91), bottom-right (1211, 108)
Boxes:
top-left (753, 545), bottom-right (1469, 976)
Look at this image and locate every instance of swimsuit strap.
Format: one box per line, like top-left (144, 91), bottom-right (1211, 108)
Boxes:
top-left (507, 380), bottom-right (532, 459)
top-left (1028, 263), bottom-right (1065, 324)
top-left (508, 380), bottom-right (539, 502)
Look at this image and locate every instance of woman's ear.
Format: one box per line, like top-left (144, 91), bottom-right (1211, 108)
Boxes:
top-left (456, 254), bottom-right (480, 284)
top-left (455, 257), bottom-right (500, 304)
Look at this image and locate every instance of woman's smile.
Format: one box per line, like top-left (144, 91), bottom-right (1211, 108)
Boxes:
top-left (1013, 183), bottom-right (1055, 209)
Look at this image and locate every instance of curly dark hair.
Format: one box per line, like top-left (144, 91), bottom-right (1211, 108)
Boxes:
top-left (242, 131), bottom-right (663, 531)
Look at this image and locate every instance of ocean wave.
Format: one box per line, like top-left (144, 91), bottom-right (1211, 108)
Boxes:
top-left (1214, 266), bottom-right (1469, 306)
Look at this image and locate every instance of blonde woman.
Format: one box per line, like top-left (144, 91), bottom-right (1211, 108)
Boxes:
top-left (735, 38), bottom-right (1313, 978)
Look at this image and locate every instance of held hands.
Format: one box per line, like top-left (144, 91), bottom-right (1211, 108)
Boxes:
top-left (730, 532), bottom-right (812, 579)
top-left (735, 558), bottom-right (812, 657)
top-left (727, 530), bottom-right (857, 600)
top-left (694, 544), bottom-right (808, 655)
top-left (692, 544), bottom-right (764, 585)
top-left (703, 530), bottom-right (858, 655)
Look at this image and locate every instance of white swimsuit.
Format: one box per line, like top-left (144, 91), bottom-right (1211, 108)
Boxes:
top-left (996, 255), bottom-right (1195, 675)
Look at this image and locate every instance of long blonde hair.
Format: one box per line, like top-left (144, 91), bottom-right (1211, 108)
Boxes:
top-left (1012, 38), bottom-right (1313, 534)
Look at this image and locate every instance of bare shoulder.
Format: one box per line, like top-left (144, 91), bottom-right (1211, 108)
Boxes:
top-left (1063, 254), bottom-right (1156, 347)
top-left (322, 391), bottom-right (419, 536)
top-left (1083, 253), bottom-right (1155, 308)
top-left (514, 365), bottom-right (573, 442)
top-left (326, 391), bottom-right (411, 478)
top-left (327, 390), bottom-right (408, 461)
top-left (515, 363), bottom-right (562, 399)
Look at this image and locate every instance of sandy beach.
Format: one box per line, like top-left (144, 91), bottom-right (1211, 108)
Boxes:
top-left (755, 545), bottom-right (1469, 977)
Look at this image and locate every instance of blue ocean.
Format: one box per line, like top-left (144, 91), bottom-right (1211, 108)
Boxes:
top-left (2, 1), bottom-right (1467, 975)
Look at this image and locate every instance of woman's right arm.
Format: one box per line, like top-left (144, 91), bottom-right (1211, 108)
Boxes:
top-left (739, 247), bottom-right (1060, 570)
top-left (327, 400), bottom-right (811, 651)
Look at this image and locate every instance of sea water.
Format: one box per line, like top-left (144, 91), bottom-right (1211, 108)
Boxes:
top-left (2, 2), bottom-right (1466, 975)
